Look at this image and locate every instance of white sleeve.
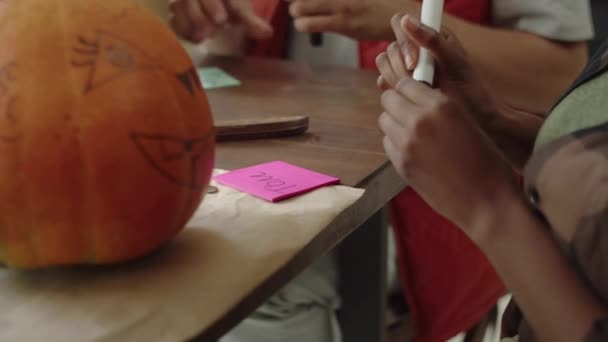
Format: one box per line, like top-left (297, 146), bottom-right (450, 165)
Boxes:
top-left (492, 0), bottom-right (595, 41)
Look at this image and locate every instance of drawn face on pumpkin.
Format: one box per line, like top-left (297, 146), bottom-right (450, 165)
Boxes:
top-left (71, 31), bottom-right (160, 94)
top-left (70, 29), bottom-right (214, 191)
top-left (0, 0), bottom-right (215, 269)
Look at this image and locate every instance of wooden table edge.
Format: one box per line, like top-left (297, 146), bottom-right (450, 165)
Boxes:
top-left (190, 161), bottom-right (405, 341)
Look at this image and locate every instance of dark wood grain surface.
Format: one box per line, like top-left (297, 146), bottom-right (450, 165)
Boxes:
top-left (203, 56), bottom-right (389, 188)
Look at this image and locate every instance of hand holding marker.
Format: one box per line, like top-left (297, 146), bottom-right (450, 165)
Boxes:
top-left (413, 0), bottom-right (445, 86)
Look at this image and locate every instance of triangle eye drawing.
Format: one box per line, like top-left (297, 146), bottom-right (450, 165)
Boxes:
top-left (130, 132), bottom-right (214, 190)
top-left (71, 31), bottom-right (159, 94)
top-left (176, 67), bottom-right (202, 96)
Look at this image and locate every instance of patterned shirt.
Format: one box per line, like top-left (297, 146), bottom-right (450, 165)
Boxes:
top-left (502, 39), bottom-right (608, 341)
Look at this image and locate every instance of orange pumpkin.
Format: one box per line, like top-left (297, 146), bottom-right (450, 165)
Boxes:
top-left (0, 0), bottom-right (215, 268)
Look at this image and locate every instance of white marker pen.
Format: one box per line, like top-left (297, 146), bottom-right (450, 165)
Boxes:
top-left (412, 0), bottom-right (444, 86)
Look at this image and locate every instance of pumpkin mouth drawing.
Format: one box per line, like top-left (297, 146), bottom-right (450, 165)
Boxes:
top-left (130, 131), bottom-right (214, 190)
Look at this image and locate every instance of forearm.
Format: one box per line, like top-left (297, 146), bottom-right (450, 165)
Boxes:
top-left (483, 104), bottom-right (544, 171)
top-left (443, 15), bottom-right (587, 114)
top-left (389, 2), bottom-right (588, 114)
top-left (473, 190), bottom-right (607, 342)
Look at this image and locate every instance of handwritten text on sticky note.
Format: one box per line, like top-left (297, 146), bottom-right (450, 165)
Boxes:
top-left (213, 161), bottom-right (340, 202)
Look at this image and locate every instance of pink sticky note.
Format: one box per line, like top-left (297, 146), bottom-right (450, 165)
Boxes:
top-left (214, 161), bottom-right (340, 202)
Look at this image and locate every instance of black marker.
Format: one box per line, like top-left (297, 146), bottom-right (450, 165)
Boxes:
top-left (310, 33), bottom-right (323, 47)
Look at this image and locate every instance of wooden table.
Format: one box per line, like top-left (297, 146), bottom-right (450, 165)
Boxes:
top-left (200, 56), bottom-right (405, 341)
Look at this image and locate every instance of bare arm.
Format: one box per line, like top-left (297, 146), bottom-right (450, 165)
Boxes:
top-left (391, 1), bottom-right (589, 114)
top-left (440, 15), bottom-right (588, 114)
top-left (377, 15), bottom-right (607, 342)
top-left (383, 80), bottom-right (608, 341)
top-left (291, 0), bottom-right (588, 114)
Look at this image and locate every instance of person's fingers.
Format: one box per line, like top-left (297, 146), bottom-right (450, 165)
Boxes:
top-left (401, 15), bottom-right (464, 71)
top-left (391, 13), bottom-right (418, 70)
top-left (387, 42), bottom-right (407, 79)
top-left (169, 0), bottom-right (194, 41)
top-left (391, 13), bottom-right (407, 45)
top-left (186, 0), bottom-right (215, 40)
top-left (395, 76), bottom-right (436, 106)
top-left (381, 89), bottom-right (419, 128)
top-left (404, 39), bottom-right (419, 71)
top-left (376, 52), bottom-right (399, 89)
top-left (377, 75), bottom-right (392, 91)
top-left (199, 0), bottom-right (228, 24)
top-left (378, 112), bottom-right (406, 150)
top-left (382, 135), bottom-right (409, 181)
top-left (230, 0), bottom-right (274, 39)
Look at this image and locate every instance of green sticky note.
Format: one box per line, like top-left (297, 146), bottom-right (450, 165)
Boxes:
top-left (198, 67), bottom-right (241, 90)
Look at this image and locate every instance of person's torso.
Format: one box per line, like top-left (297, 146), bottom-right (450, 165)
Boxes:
top-left (505, 40), bottom-right (608, 342)
top-left (535, 42), bottom-right (608, 149)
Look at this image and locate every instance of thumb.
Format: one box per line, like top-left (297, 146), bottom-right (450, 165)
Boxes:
top-left (230, 1), bottom-right (273, 39)
top-left (401, 15), bottom-right (468, 74)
